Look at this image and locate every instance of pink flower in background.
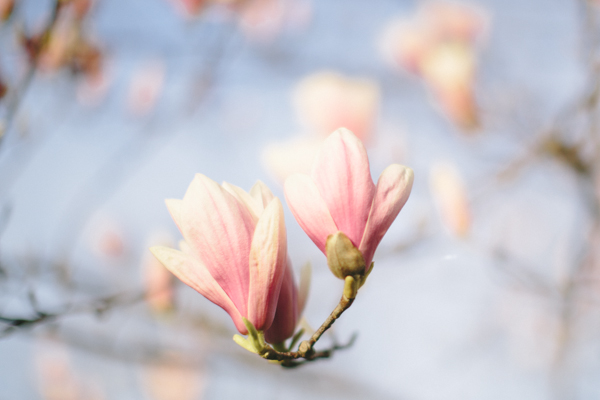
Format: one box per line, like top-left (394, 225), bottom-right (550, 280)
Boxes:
top-left (90, 218), bottom-right (127, 260)
top-left (293, 71), bottom-right (380, 143)
top-left (35, 339), bottom-right (106, 400)
top-left (151, 177), bottom-right (288, 336)
top-left (168, 0), bottom-right (207, 17)
top-left (127, 61), bottom-right (165, 116)
top-left (420, 42), bottom-right (478, 129)
top-left (379, 1), bottom-right (488, 130)
top-left (429, 162), bottom-right (471, 237)
top-left (142, 233), bottom-right (176, 314)
top-left (285, 128), bottom-right (413, 270)
top-left (140, 354), bottom-right (205, 400)
top-left (237, 0), bottom-right (312, 43)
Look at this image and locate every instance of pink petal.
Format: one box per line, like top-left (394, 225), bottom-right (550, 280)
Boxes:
top-left (249, 180), bottom-right (275, 211)
top-left (359, 165), bottom-right (414, 268)
top-left (264, 259), bottom-right (298, 344)
top-left (247, 198), bottom-right (287, 330)
top-left (284, 173), bottom-right (338, 253)
top-left (149, 246), bottom-right (247, 334)
top-left (311, 128), bottom-right (376, 246)
top-left (180, 174), bottom-right (256, 319)
top-left (222, 182), bottom-right (261, 222)
top-left (165, 198), bottom-right (184, 231)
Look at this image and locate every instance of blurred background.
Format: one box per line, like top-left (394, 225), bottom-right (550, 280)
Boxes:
top-left (0, 0), bottom-right (598, 399)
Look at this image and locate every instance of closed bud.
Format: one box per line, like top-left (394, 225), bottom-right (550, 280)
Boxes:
top-left (325, 231), bottom-right (365, 279)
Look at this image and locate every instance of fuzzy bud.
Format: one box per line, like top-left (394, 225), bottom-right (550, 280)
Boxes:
top-left (325, 231), bottom-right (366, 279)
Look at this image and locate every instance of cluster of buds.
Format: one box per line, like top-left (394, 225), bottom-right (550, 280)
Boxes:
top-left (380, 1), bottom-right (488, 130)
top-left (152, 128), bottom-right (413, 365)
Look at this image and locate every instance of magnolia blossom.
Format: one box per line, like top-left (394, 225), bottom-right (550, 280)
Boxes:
top-left (264, 259), bottom-right (310, 343)
top-left (237, 0), bottom-right (312, 43)
top-left (140, 356), bottom-right (204, 400)
top-left (293, 71), bottom-right (380, 143)
top-left (151, 176), bottom-right (288, 336)
top-left (420, 42), bottom-right (478, 129)
top-left (285, 128), bottom-right (413, 271)
top-left (379, 1), bottom-right (488, 130)
top-left (167, 0), bottom-right (207, 17)
top-left (429, 162), bottom-right (471, 237)
top-left (127, 61), bottom-right (165, 116)
top-left (143, 233), bottom-right (176, 314)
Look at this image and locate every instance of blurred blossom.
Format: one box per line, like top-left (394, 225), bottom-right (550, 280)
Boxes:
top-left (77, 64), bottom-right (112, 106)
top-left (35, 340), bottom-right (80, 400)
top-left (151, 178), bottom-right (288, 338)
top-left (167, 0), bottom-right (207, 17)
top-left (0, 0), bottom-right (14, 21)
top-left (127, 61), bottom-right (165, 116)
top-left (237, 0), bottom-right (312, 42)
top-left (90, 219), bottom-right (127, 259)
top-left (35, 339), bottom-right (105, 400)
top-left (293, 71), bottom-right (380, 142)
top-left (429, 162), bottom-right (471, 237)
top-left (423, 1), bottom-right (488, 42)
top-left (143, 232), bottom-right (176, 314)
top-left (141, 356), bottom-right (204, 400)
top-left (379, 1), bottom-right (488, 130)
top-left (261, 135), bottom-right (322, 183)
top-left (420, 42), bottom-right (478, 129)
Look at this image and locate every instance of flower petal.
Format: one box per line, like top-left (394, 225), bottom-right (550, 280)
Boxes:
top-left (311, 128), bottom-right (376, 246)
top-left (249, 180), bottom-right (275, 212)
top-left (180, 174), bottom-right (256, 319)
top-left (284, 173), bottom-right (338, 253)
top-left (247, 198), bottom-right (287, 330)
top-left (165, 198), bottom-right (184, 230)
top-left (222, 182), bottom-right (261, 222)
top-left (149, 246), bottom-right (246, 334)
top-left (264, 259), bottom-right (298, 344)
top-left (359, 164), bottom-right (414, 267)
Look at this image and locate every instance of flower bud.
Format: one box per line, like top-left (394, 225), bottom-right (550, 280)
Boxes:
top-left (325, 231), bottom-right (365, 279)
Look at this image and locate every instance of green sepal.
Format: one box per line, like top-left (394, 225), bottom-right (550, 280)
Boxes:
top-left (233, 334), bottom-right (259, 354)
top-left (242, 317), bottom-right (265, 353)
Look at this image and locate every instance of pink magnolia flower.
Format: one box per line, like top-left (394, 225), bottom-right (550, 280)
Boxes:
top-left (285, 128), bottom-right (414, 271)
top-left (150, 176), bottom-right (288, 335)
top-left (264, 259), bottom-right (309, 343)
top-left (429, 162), bottom-right (470, 237)
top-left (293, 71), bottom-right (380, 143)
